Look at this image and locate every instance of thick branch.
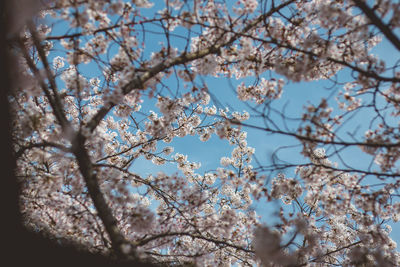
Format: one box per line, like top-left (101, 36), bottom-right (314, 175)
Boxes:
top-left (71, 133), bottom-right (134, 259)
top-left (15, 141), bottom-right (71, 159)
top-left (19, 42), bottom-right (70, 131)
top-left (353, 0), bottom-right (400, 51)
top-left (28, 22), bottom-right (72, 132)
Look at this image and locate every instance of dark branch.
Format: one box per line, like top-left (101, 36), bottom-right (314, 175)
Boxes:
top-left (353, 0), bottom-right (400, 51)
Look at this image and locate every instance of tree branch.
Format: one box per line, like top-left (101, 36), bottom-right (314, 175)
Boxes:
top-left (15, 141), bottom-right (71, 159)
top-left (136, 231), bottom-right (254, 254)
top-left (353, 0), bottom-right (400, 51)
top-left (71, 132), bottom-right (135, 259)
top-left (27, 22), bottom-right (72, 132)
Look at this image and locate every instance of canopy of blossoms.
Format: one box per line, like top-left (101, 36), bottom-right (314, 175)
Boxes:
top-left (11, 0), bottom-right (400, 266)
